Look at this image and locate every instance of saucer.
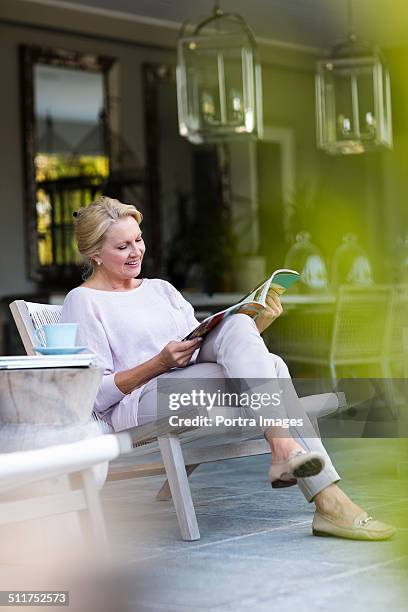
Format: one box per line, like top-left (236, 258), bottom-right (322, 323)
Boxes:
top-left (34, 346), bottom-right (88, 355)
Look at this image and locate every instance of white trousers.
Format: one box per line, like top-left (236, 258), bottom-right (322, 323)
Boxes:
top-left (111, 314), bottom-right (341, 501)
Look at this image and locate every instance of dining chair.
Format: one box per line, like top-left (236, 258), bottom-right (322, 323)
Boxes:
top-left (385, 284), bottom-right (408, 377)
top-left (269, 285), bottom-right (399, 420)
top-left (274, 285), bottom-right (394, 381)
top-left (9, 298), bottom-right (347, 541)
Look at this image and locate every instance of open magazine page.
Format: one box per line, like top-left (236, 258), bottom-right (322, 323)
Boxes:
top-left (183, 268), bottom-right (300, 341)
top-left (237, 277), bottom-right (271, 307)
top-left (254, 279), bottom-right (271, 305)
top-left (235, 269), bottom-right (298, 307)
top-left (183, 301), bottom-right (264, 341)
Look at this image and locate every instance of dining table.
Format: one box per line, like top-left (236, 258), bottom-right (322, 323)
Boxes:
top-left (180, 291), bottom-right (336, 320)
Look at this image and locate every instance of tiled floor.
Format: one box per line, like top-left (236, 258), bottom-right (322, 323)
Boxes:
top-left (101, 439), bottom-right (408, 611)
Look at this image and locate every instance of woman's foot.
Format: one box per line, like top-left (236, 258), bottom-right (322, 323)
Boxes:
top-left (266, 434), bottom-right (324, 487)
top-left (267, 436), bottom-right (325, 485)
top-left (268, 448), bottom-right (325, 485)
top-left (266, 431), bottom-right (305, 464)
top-left (313, 484), bottom-right (396, 540)
top-left (314, 484), bottom-right (364, 525)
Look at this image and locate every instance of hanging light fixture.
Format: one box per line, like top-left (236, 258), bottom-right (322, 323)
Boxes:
top-left (315, 0), bottom-right (392, 154)
top-left (176, 1), bottom-right (263, 144)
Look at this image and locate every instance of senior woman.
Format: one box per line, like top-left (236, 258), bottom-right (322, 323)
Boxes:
top-left (61, 196), bottom-right (394, 541)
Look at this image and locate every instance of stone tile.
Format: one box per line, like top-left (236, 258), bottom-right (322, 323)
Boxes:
top-left (197, 530), bottom-right (399, 569)
top-left (122, 551), bottom-right (344, 611)
top-left (97, 440), bottom-right (408, 611)
top-left (225, 566), bottom-right (408, 612)
top-left (109, 515), bottom-right (309, 562)
top-left (119, 550), bottom-right (408, 612)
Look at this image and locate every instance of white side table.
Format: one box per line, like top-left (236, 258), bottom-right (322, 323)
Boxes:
top-left (0, 366), bottom-right (103, 564)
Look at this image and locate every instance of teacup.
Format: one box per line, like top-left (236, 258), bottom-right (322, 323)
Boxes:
top-left (35, 323), bottom-right (78, 348)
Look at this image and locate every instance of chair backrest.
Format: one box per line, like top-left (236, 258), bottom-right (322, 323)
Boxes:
top-left (387, 284), bottom-right (408, 359)
top-left (9, 300), bottom-right (63, 355)
top-left (331, 285), bottom-right (393, 362)
top-left (9, 300), bottom-right (114, 434)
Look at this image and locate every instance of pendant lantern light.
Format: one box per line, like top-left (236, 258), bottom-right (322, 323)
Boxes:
top-left (176, 1), bottom-right (263, 144)
top-left (315, 0), bottom-right (392, 154)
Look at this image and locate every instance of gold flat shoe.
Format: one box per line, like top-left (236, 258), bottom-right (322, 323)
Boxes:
top-left (312, 511), bottom-right (396, 541)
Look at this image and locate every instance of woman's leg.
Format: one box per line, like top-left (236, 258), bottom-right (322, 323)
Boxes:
top-left (110, 362), bottom-right (224, 431)
top-left (112, 327), bottom-right (394, 539)
top-left (196, 313), bottom-right (340, 501)
top-left (196, 314), bottom-right (396, 538)
top-left (137, 362), bottom-right (226, 425)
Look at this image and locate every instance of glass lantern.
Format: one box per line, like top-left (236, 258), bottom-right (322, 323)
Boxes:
top-left (284, 231), bottom-right (329, 293)
top-left (176, 7), bottom-right (263, 144)
top-left (331, 233), bottom-right (374, 287)
top-left (315, 37), bottom-right (392, 154)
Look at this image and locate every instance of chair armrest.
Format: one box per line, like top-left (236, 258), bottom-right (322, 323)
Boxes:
top-left (0, 433), bottom-right (132, 494)
top-left (300, 391), bottom-right (347, 420)
top-left (125, 393), bottom-right (347, 449)
top-left (126, 409), bottom-right (200, 447)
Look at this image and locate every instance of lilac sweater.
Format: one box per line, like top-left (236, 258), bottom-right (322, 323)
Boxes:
top-left (61, 279), bottom-right (199, 419)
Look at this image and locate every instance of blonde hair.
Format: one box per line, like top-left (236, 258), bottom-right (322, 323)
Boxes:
top-left (74, 196), bottom-right (143, 275)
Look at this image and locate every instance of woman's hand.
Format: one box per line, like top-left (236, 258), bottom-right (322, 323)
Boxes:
top-left (157, 338), bottom-right (202, 370)
top-left (115, 338), bottom-right (202, 395)
top-left (255, 290), bottom-right (283, 334)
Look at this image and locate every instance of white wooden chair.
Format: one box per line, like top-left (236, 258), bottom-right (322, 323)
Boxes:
top-left (0, 432), bottom-right (132, 561)
top-left (9, 299), bottom-right (347, 541)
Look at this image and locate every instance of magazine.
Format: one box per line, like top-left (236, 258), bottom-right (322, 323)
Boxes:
top-left (0, 354), bottom-right (96, 369)
top-left (183, 268), bottom-right (300, 341)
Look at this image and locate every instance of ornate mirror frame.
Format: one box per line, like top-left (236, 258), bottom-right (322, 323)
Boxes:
top-left (20, 45), bottom-right (116, 283)
top-left (142, 62), bottom-right (176, 275)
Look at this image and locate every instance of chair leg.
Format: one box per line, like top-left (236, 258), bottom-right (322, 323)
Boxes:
top-left (158, 434), bottom-right (200, 541)
top-left (156, 464), bottom-right (200, 501)
top-left (329, 360), bottom-right (337, 386)
top-left (381, 359), bottom-right (399, 419)
top-left (78, 468), bottom-right (110, 560)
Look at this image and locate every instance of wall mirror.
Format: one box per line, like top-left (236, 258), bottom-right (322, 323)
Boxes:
top-left (20, 45), bottom-right (144, 285)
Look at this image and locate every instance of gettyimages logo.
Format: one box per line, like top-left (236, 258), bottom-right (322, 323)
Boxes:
top-left (156, 377), bottom-right (408, 438)
top-left (157, 379), bottom-right (306, 432)
top-left (168, 388), bottom-right (282, 411)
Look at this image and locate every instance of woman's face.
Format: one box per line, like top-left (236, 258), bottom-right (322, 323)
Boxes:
top-left (97, 216), bottom-right (145, 280)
